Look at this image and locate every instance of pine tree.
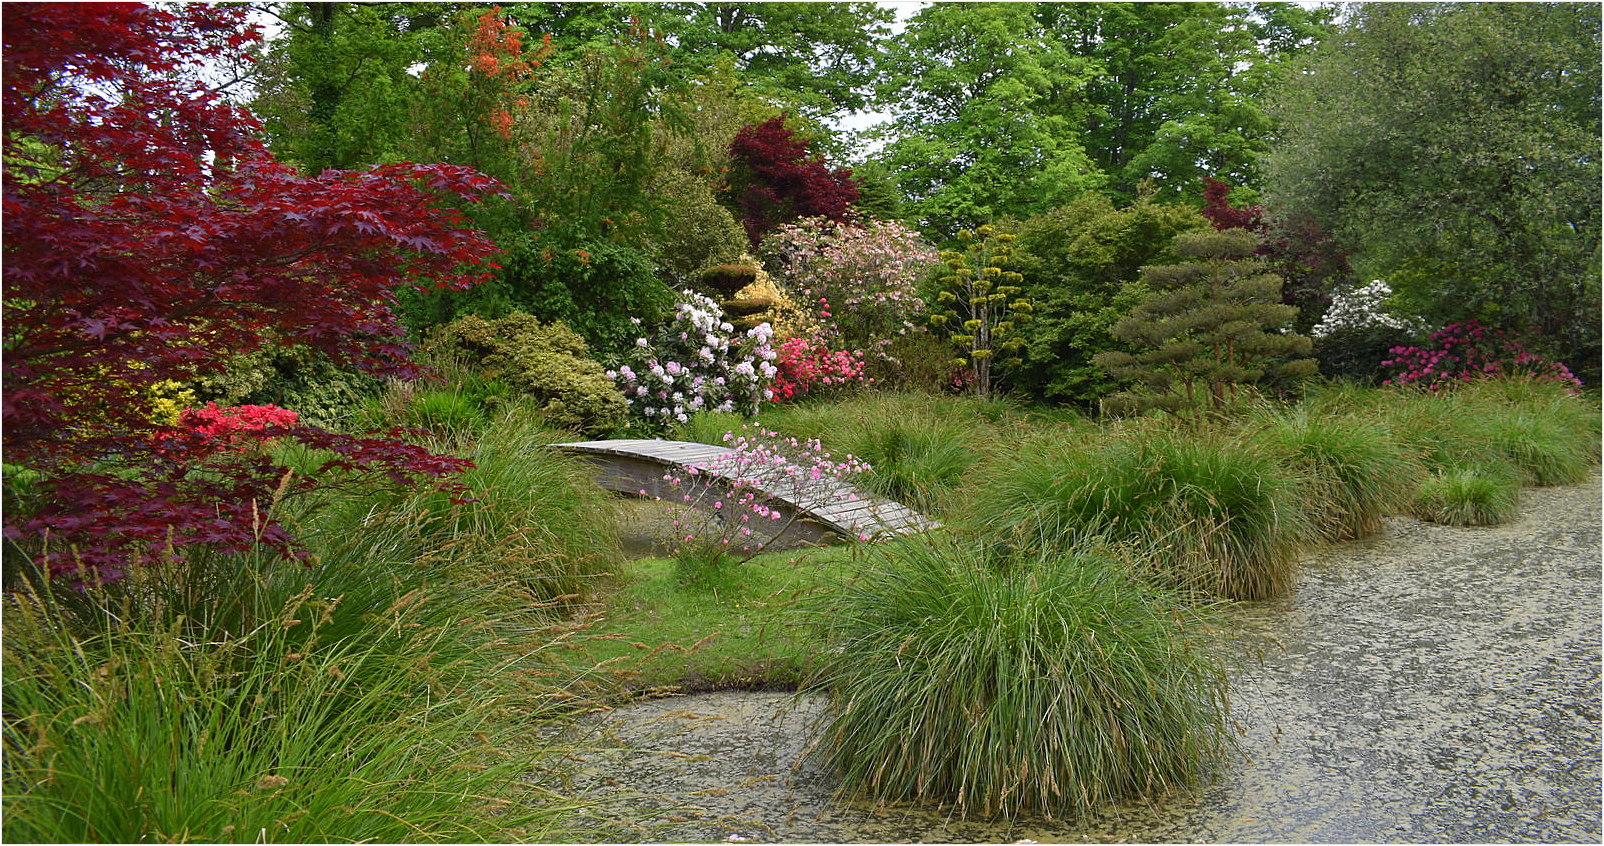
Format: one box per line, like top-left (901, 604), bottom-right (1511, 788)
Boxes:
top-left (1095, 230), bottom-right (1317, 416)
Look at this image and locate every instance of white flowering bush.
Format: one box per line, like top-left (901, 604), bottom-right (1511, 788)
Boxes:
top-left (1311, 280), bottom-right (1430, 381)
top-left (1312, 280), bottom-right (1429, 339)
top-left (607, 289), bottom-right (776, 430)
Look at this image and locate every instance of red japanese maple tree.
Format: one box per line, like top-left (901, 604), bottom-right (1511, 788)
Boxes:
top-left (2, 3), bottom-right (506, 582)
top-left (728, 115), bottom-right (859, 246)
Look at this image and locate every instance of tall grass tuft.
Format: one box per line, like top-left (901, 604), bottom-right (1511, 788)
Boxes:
top-left (811, 537), bottom-right (1231, 819)
top-left (1247, 408), bottom-right (1419, 542)
top-left (965, 426), bottom-right (1308, 600)
top-left (1370, 378), bottom-right (1598, 524)
top-left (332, 407), bottom-right (623, 606)
top-left (2, 570), bottom-right (588, 843)
top-left (1410, 464), bottom-right (1522, 526)
top-left (671, 410), bottom-right (751, 446)
top-left (1464, 406), bottom-right (1597, 487)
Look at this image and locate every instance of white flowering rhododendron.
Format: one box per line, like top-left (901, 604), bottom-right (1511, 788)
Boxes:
top-left (608, 290), bottom-right (776, 429)
top-left (1311, 280), bottom-right (1429, 339)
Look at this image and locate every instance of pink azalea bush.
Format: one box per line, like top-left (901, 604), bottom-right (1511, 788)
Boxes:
top-left (646, 425), bottom-right (872, 570)
top-left (179, 403), bottom-right (300, 442)
top-left (607, 289), bottom-right (777, 430)
top-left (1382, 320), bottom-right (1582, 391)
top-left (759, 217), bottom-right (940, 364)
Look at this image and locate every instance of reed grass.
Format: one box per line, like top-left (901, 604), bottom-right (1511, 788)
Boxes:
top-left (1247, 408), bottom-right (1419, 542)
top-left (1409, 464), bottom-right (1522, 526)
top-left (811, 537), bottom-right (1231, 819)
top-left (333, 407), bottom-right (623, 606)
top-left (1464, 406), bottom-right (1597, 487)
top-left (966, 425), bottom-right (1308, 600)
top-left (2, 569), bottom-right (588, 843)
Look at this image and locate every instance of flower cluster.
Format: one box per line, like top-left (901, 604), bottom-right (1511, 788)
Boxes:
top-left (649, 425), bottom-right (872, 567)
top-left (1311, 280), bottom-right (1428, 339)
top-left (760, 217), bottom-right (939, 362)
top-left (1382, 320), bottom-right (1582, 391)
top-left (608, 289), bottom-right (777, 429)
top-left (178, 403), bottom-right (300, 445)
top-left (771, 331), bottom-right (870, 402)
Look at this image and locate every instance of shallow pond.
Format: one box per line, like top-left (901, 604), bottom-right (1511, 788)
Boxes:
top-left (563, 475), bottom-right (1601, 843)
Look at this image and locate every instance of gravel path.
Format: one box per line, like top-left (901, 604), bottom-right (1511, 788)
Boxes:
top-left (568, 474), bottom-right (1602, 843)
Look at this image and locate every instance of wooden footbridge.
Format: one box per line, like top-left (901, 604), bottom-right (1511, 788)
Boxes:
top-left (551, 439), bottom-right (941, 547)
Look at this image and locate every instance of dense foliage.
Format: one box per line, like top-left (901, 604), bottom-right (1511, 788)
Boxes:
top-left (1263, 2), bottom-right (1602, 377)
top-left (1096, 230), bottom-right (1317, 415)
top-left (728, 116), bottom-right (860, 246)
top-left (2, 3), bottom-right (500, 581)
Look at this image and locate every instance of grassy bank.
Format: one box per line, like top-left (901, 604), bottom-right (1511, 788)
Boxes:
top-left (6, 378), bottom-right (1596, 836)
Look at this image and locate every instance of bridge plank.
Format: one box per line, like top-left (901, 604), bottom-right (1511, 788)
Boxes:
top-left (551, 438), bottom-right (941, 541)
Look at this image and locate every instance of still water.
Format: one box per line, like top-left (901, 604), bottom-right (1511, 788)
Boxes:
top-left (564, 476), bottom-right (1601, 843)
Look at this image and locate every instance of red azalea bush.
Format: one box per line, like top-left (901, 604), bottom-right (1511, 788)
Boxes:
top-left (1382, 320), bottom-right (1582, 391)
top-left (771, 334), bottom-right (870, 402)
top-left (3, 3), bottom-right (501, 582)
top-left (180, 403), bottom-right (301, 444)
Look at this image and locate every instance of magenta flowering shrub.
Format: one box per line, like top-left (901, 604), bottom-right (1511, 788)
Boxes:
top-left (648, 425), bottom-right (872, 568)
top-left (1382, 320), bottom-right (1582, 391)
top-left (607, 289), bottom-right (777, 430)
top-left (759, 217), bottom-right (940, 362)
top-left (771, 333), bottom-right (870, 402)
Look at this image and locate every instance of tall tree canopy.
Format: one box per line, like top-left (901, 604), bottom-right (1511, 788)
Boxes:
top-left (1261, 2), bottom-right (1601, 367)
top-left (872, 2), bottom-right (1331, 238)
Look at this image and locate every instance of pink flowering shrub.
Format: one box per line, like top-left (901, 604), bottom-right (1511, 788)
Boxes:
top-left (179, 403), bottom-right (300, 443)
top-left (607, 289), bottom-right (777, 431)
top-left (759, 217), bottom-right (940, 364)
top-left (1382, 320), bottom-right (1582, 391)
top-left (647, 425), bottom-right (872, 572)
top-left (771, 332), bottom-right (870, 402)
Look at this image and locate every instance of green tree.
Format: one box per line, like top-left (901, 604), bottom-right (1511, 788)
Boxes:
top-left (251, 3), bottom-right (452, 174)
top-left (871, 3), bottom-right (1104, 238)
top-left (659, 2), bottom-right (894, 118)
top-left (1013, 190), bottom-right (1211, 405)
top-left (1095, 230), bottom-right (1317, 416)
top-left (1261, 2), bottom-right (1601, 371)
top-left (929, 225), bottom-right (1034, 399)
top-left (872, 2), bottom-right (1331, 236)
top-left (391, 10), bottom-right (688, 351)
top-left (1051, 2), bottom-right (1331, 201)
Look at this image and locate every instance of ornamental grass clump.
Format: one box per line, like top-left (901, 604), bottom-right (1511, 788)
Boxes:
top-left (966, 426), bottom-right (1308, 601)
top-left (380, 409), bottom-right (624, 604)
top-left (1451, 379), bottom-right (1600, 486)
top-left (1410, 464), bottom-right (1522, 527)
top-left (811, 537), bottom-right (1231, 820)
top-left (1467, 407), bottom-right (1597, 487)
top-left (2, 565), bottom-right (590, 844)
top-left (1246, 408), bottom-right (1419, 542)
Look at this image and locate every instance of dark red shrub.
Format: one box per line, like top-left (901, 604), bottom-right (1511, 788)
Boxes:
top-left (2, 3), bottom-right (502, 582)
top-left (728, 116), bottom-right (859, 246)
